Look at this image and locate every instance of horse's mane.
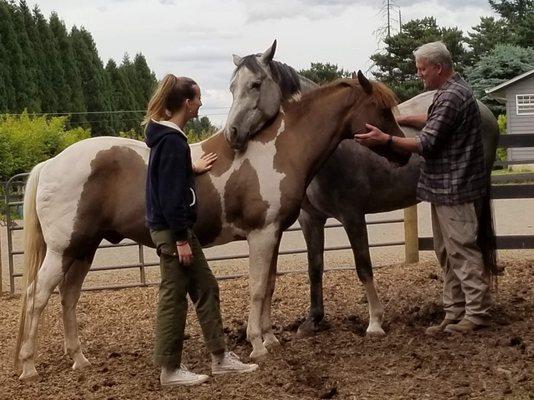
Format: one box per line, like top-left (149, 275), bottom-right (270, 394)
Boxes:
top-left (297, 78), bottom-right (398, 110)
top-left (233, 55), bottom-right (302, 98)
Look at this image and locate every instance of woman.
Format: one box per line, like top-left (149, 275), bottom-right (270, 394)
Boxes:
top-left (144, 74), bottom-right (258, 386)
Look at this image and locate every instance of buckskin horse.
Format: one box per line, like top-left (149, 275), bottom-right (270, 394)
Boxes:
top-left (15, 73), bottom-right (407, 380)
top-left (224, 40), bottom-right (499, 337)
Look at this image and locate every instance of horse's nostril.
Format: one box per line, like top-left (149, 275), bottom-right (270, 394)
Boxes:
top-left (231, 126), bottom-right (238, 136)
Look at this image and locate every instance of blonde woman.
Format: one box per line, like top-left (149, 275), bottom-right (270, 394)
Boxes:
top-left (144, 74), bottom-right (258, 386)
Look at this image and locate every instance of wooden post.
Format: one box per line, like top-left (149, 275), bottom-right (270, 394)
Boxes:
top-left (404, 205), bottom-right (419, 264)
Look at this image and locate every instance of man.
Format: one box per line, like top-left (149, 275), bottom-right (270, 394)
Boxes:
top-left (355, 41), bottom-right (492, 334)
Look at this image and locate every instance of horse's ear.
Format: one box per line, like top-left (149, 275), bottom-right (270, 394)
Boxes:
top-left (351, 71), bottom-right (357, 80)
top-left (357, 70), bottom-right (373, 94)
top-left (233, 54), bottom-right (242, 66)
top-left (260, 39), bottom-right (277, 64)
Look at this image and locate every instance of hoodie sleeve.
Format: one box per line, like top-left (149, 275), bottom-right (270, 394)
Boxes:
top-left (157, 136), bottom-right (191, 241)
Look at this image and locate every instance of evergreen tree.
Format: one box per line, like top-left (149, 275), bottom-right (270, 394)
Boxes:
top-left (299, 62), bottom-right (350, 84)
top-left (489, 0), bottom-right (534, 46)
top-left (33, 6), bottom-right (62, 113)
top-left (106, 58), bottom-right (138, 132)
top-left (12, 1), bottom-right (40, 111)
top-left (49, 12), bottom-right (87, 127)
top-left (371, 17), bottom-right (469, 101)
top-left (467, 44), bottom-right (534, 115)
top-left (133, 53), bottom-right (157, 108)
top-left (0, 1), bottom-right (24, 111)
top-left (70, 26), bottom-right (115, 135)
top-left (466, 17), bottom-right (513, 60)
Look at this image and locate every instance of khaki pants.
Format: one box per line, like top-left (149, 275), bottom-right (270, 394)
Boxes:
top-left (431, 201), bottom-right (492, 325)
top-left (150, 229), bottom-right (226, 368)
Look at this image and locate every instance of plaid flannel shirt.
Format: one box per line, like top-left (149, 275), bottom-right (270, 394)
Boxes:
top-left (415, 73), bottom-right (487, 205)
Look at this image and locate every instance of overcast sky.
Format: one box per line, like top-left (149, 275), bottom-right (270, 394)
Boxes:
top-left (27, 0), bottom-right (496, 126)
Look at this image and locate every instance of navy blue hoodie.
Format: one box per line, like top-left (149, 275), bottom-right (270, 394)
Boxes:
top-left (145, 120), bottom-right (196, 241)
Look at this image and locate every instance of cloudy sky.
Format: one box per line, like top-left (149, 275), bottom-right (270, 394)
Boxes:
top-left (27, 0), bottom-right (496, 126)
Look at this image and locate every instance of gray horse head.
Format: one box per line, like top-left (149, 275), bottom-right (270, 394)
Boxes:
top-left (225, 40), bottom-right (312, 151)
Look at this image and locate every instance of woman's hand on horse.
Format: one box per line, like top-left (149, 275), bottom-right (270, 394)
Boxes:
top-left (194, 152), bottom-right (218, 174)
top-left (176, 241), bottom-right (193, 265)
top-left (354, 124), bottom-right (389, 147)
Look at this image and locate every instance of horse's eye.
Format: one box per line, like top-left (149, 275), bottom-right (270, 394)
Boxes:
top-left (251, 81), bottom-right (261, 89)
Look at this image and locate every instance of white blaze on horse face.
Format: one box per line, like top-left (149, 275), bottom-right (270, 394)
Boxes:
top-left (192, 118), bottom-right (287, 244)
top-left (36, 137), bottom-right (149, 252)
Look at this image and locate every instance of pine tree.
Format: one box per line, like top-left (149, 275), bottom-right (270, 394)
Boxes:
top-left (49, 12), bottom-right (87, 128)
top-left (33, 6), bottom-right (61, 113)
top-left (12, 1), bottom-right (40, 111)
top-left (133, 53), bottom-right (157, 108)
top-left (0, 1), bottom-right (25, 111)
top-left (70, 26), bottom-right (115, 135)
top-left (106, 58), bottom-right (138, 133)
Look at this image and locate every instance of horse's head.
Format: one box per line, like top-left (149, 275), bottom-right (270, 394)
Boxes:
top-left (225, 40), bottom-right (283, 152)
top-left (343, 71), bottom-right (410, 166)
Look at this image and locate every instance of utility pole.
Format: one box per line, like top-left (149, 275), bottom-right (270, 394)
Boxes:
top-left (387, 0), bottom-right (391, 37)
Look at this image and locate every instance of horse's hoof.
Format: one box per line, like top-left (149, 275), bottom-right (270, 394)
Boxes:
top-left (296, 326), bottom-right (316, 339)
top-left (250, 347), bottom-right (269, 362)
top-left (19, 369), bottom-right (39, 382)
top-left (366, 327), bottom-right (386, 337)
top-left (296, 317), bottom-right (325, 338)
top-left (72, 355), bottom-right (91, 370)
top-left (263, 333), bottom-right (280, 349)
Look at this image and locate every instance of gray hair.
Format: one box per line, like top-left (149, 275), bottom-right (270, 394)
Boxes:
top-left (413, 41), bottom-right (453, 70)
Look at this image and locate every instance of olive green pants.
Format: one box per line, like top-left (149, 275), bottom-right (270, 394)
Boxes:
top-left (431, 202), bottom-right (492, 325)
top-left (150, 229), bottom-right (226, 368)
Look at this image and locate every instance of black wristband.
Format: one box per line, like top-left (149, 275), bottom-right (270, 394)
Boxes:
top-left (387, 135), bottom-right (393, 147)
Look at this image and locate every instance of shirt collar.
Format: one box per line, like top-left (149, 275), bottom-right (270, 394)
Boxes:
top-left (438, 72), bottom-right (461, 92)
top-left (152, 119), bottom-right (188, 139)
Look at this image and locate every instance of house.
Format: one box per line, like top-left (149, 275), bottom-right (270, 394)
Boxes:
top-left (486, 69), bottom-right (534, 170)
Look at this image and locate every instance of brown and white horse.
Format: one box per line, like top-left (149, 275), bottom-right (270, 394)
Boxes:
top-left (224, 42), bottom-right (499, 337)
top-left (15, 74), bottom-right (406, 380)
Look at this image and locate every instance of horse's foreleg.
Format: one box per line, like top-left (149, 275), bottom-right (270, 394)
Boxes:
top-left (296, 208), bottom-right (327, 338)
top-left (58, 258), bottom-right (93, 371)
top-left (344, 215), bottom-right (385, 336)
top-left (19, 250), bottom-right (71, 381)
top-left (261, 235), bottom-right (281, 349)
top-left (246, 225), bottom-right (280, 361)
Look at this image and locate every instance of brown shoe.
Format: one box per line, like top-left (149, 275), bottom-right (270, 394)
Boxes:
top-left (425, 318), bottom-right (460, 335)
top-left (444, 318), bottom-right (486, 334)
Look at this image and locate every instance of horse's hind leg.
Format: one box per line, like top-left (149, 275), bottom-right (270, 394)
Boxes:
top-left (296, 207), bottom-right (327, 338)
top-left (58, 256), bottom-right (93, 370)
top-left (19, 250), bottom-right (72, 381)
top-left (343, 214), bottom-right (385, 336)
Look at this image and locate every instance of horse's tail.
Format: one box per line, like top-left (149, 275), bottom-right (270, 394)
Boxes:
top-left (14, 161), bottom-right (47, 369)
top-left (477, 179), bottom-right (500, 282)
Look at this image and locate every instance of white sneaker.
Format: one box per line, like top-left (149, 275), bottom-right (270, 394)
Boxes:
top-left (160, 364), bottom-right (209, 386)
top-left (211, 351), bottom-right (259, 375)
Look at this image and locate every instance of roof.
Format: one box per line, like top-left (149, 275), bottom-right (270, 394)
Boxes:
top-left (486, 69), bottom-right (534, 99)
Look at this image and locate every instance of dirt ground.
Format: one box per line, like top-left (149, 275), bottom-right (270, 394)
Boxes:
top-left (0, 255), bottom-right (532, 400)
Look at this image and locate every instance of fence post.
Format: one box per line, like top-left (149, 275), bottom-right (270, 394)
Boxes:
top-left (0, 230), bottom-right (3, 293)
top-left (404, 205), bottom-right (419, 264)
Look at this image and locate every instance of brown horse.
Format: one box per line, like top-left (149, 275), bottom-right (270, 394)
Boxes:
top-left (16, 73), bottom-right (406, 380)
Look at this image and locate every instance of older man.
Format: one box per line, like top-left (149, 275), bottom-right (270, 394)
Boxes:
top-left (355, 41), bottom-right (492, 334)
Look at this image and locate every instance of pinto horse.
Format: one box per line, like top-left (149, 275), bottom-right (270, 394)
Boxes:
top-left (15, 74), bottom-right (407, 380)
top-left (224, 41), bottom-right (499, 337)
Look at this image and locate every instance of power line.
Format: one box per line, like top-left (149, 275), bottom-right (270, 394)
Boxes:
top-left (1, 106), bottom-right (231, 117)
